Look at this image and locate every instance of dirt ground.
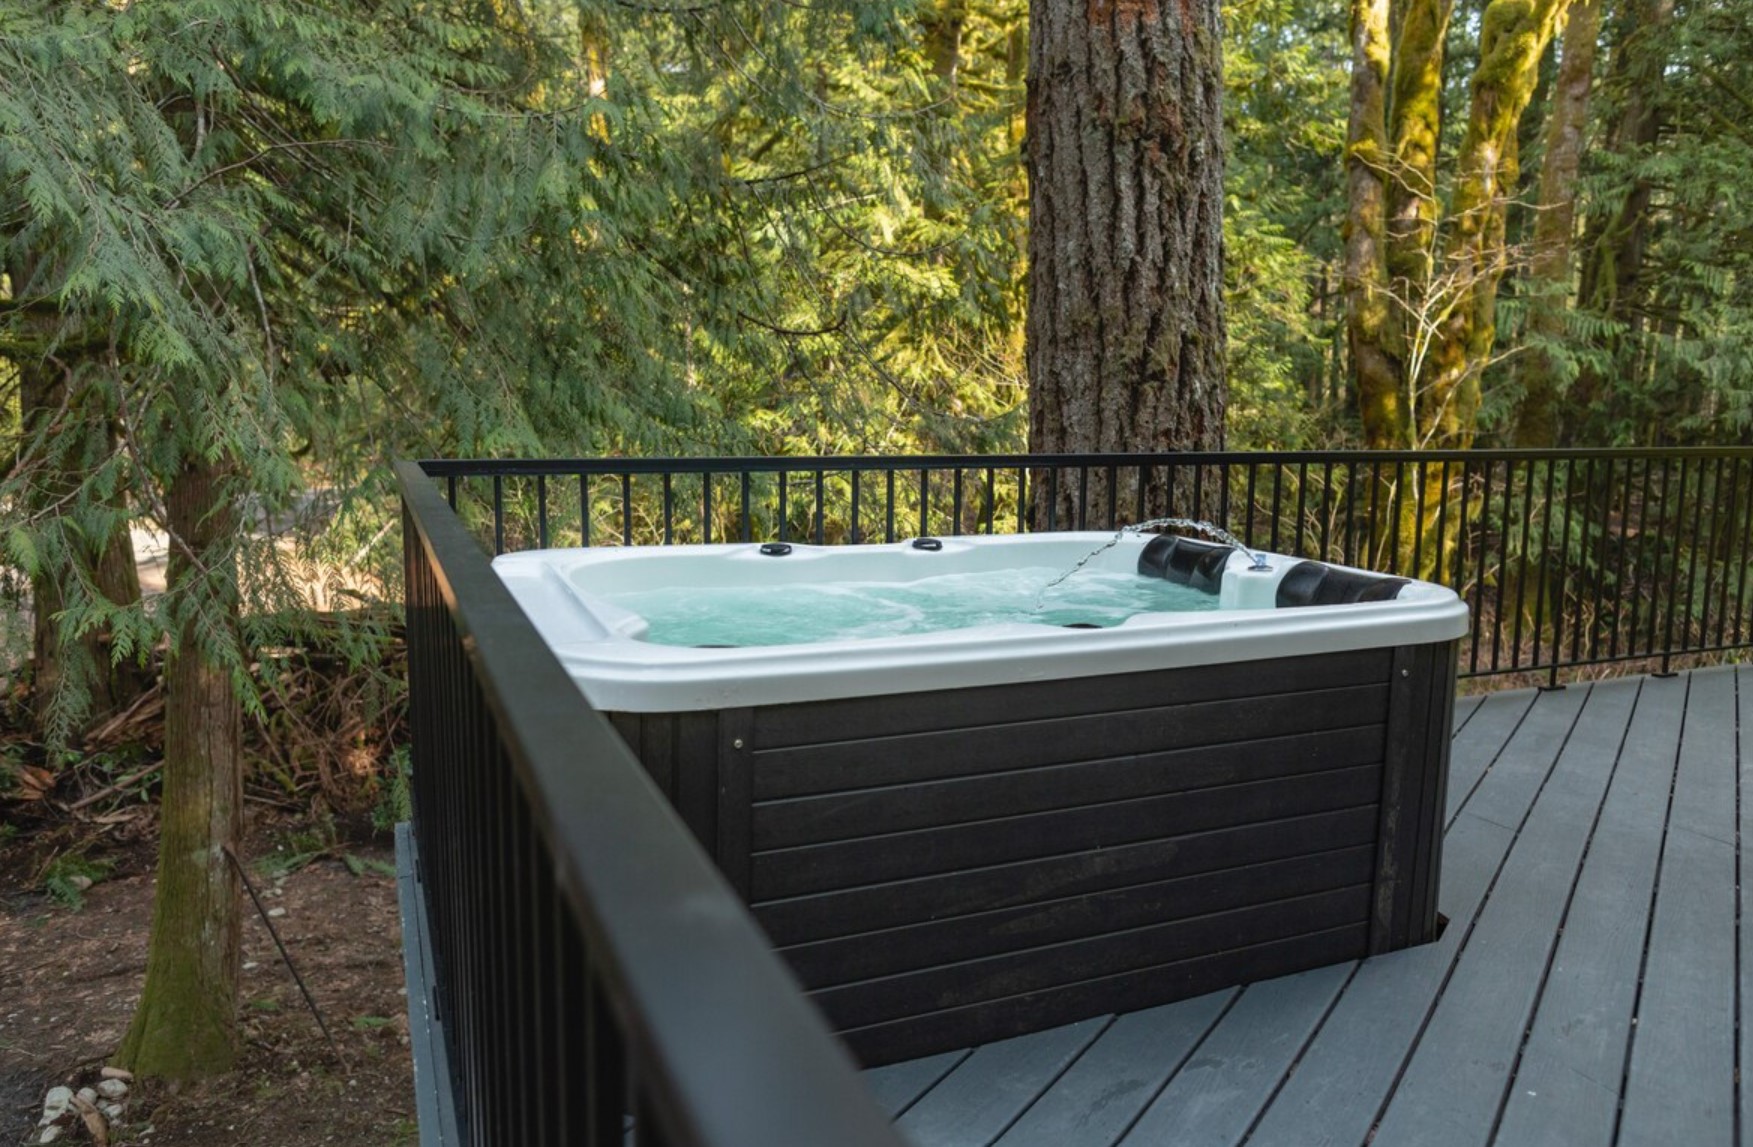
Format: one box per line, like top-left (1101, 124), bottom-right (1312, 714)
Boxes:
top-left (0, 831), bottom-right (415, 1147)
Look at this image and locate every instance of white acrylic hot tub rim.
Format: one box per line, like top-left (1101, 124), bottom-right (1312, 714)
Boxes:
top-left (492, 532), bottom-right (1470, 713)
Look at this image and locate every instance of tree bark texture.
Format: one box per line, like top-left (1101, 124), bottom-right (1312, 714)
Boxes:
top-left (1026, 0), bottom-right (1226, 525)
top-left (1420, 0), bottom-right (1571, 449)
top-left (1344, 0), bottom-right (1403, 447)
top-left (116, 455), bottom-right (243, 1080)
top-left (1512, 0), bottom-right (1600, 446)
top-left (1383, 0), bottom-right (1452, 289)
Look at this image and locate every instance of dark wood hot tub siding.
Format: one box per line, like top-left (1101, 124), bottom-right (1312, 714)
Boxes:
top-left (606, 642), bottom-right (1456, 1066)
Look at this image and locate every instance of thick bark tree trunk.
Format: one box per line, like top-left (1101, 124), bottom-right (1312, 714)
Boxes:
top-left (1026, 0), bottom-right (1226, 525)
top-left (1512, 0), bottom-right (1600, 446)
top-left (115, 455), bottom-right (243, 1080)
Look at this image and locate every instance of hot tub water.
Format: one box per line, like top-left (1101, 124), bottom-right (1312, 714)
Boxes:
top-left (594, 565), bottom-right (1220, 648)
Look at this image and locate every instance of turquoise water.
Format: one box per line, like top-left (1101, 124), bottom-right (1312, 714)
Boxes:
top-left (594, 566), bottom-right (1220, 647)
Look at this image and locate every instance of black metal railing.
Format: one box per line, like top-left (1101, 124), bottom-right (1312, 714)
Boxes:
top-left (423, 448), bottom-right (1753, 685)
top-left (397, 461), bottom-right (907, 1147)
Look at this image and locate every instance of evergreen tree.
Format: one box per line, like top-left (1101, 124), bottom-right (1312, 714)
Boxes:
top-left (0, 0), bottom-right (693, 1077)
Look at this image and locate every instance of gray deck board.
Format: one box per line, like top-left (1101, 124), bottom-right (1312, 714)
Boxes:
top-left (1242, 812), bottom-right (1511, 1147)
top-left (1491, 677), bottom-right (1679, 1147)
top-left (1740, 666), bottom-right (1753, 1145)
top-left (1451, 693), bottom-right (1485, 733)
top-left (896, 1017), bottom-right (1108, 1147)
top-left (992, 990), bottom-right (1236, 1147)
top-left (866, 1051), bottom-right (970, 1118)
top-left (1444, 688), bottom-right (1539, 824)
top-left (864, 670), bottom-right (1744, 1147)
top-left (1114, 963), bottom-right (1352, 1147)
top-left (1242, 685), bottom-right (1589, 1147)
top-left (1368, 680), bottom-right (1635, 1147)
top-left (1617, 668), bottom-right (1739, 1147)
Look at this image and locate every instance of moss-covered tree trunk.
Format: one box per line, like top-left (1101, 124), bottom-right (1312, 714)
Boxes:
top-left (1383, 0), bottom-right (1452, 292)
top-left (115, 455), bottom-right (243, 1080)
top-left (1419, 0), bottom-right (1571, 450)
top-left (1026, 0), bottom-right (1226, 525)
top-left (1511, 0), bottom-right (1598, 446)
top-left (1344, 0), bottom-right (1404, 448)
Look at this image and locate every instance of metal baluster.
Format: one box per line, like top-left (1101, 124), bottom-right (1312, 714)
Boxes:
top-left (663, 472), bottom-right (674, 545)
top-left (492, 475), bottom-right (505, 555)
top-left (620, 473), bottom-right (632, 547)
top-left (1532, 458), bottom-right (1557, 682)
top-left (919, 469), bottom-right (930, 537)
top-left (814, 470), bottom-right (825, 545)
top-left (537, 475), bottom-right (549, 549)
top-left (1660, 456), bottom-right (1693, 671)
top-left (850, 470), bottom-right (861, 543)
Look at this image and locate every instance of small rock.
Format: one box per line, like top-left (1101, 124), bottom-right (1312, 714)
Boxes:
top-left (76, 1088), bottom-right (97, 1105)
top-left (267, 907), bottom-right (287, 918)
top-left (99, 1067), bottom-right (133, 1083)
top-left (40, 1086), bottom-right (73, 1124)
top-left (242, 962), bottom-right (259, 971)
top-left (96, 1079), bottom-right (128, 1100)
top-left (100, 1103), bottom-right (123, 1120)
top-left (66, 875), bottom-right (92, 892)
top-left (38, 1125), bottom-right (63, 1144)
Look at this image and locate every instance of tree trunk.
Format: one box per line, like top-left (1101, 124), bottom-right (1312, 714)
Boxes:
top-left (17, 353), bottom-right (146, 738)
top-left (1383, 0), bottom-right (1452, 290)
top-left (1512, 0), bottom-right (1600, 446)
top-left (1026, 0), bottom-right (1226, 526)
top-left (1568, 0), bottom-right (1671, 441)
top-left (1417, 0), bottom-right (1570, 449)
top-left (115, 455), bottom-right (243, 1080)
top-left (1344, 0), bottom-right (1405, 447)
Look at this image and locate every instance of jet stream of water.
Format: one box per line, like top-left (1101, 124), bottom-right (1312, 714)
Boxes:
top-left (1034, 519), bottom-right (1270, 608)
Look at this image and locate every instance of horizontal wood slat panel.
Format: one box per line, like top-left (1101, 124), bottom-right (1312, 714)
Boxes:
top-left (753, 684), bottom-right (1391, 799)
top-left (751, 649), bottom-right (1392, 749)
top-left (754, 725), bottom-right (1386, 850)
top-left (753, 805), bottom-right (1382, 946)
top-left (752, 765), bottom-right (1383, 899)
top-left (781, 845), bottom-right (1376, 987)
top-left (815, 886), bottom-right (1371, 1031)
top-left (841, 924), bottom-right (1368, 1067)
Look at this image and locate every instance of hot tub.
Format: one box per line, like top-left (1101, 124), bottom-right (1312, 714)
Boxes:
top-left (495, 532), bottom-right (1468, 1065)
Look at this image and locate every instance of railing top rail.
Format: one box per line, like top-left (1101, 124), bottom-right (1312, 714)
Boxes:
top-left (419, 446), bottom-right (1753, 477)
top-left (395, 460), bottom-right (905, 1147)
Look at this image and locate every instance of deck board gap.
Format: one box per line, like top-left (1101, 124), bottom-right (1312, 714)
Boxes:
top-left (1106, 989), bottom-right (1246, 1147)
top-left (1235, 959), bottom-right (1363, 1146)
top-left (1452, 693), bottom-right (1486, 738)
top-left (1610, 672), bottom-right (1691, 1147)
top-left (1444, 690), bottom-right (1542, 830)
top-left (983, 1015), bottom-right (1120, 1147)
top-left (1733, 666), bottom-right (1743, 1147)
top-left (1483, 679), bottom-right (1645, 1147)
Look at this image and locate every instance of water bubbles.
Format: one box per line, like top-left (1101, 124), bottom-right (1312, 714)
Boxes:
top-left (596, 566), bottom-right (1219, 647)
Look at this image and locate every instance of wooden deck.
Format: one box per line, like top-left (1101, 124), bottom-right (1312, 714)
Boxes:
top-left (864, 666), bottom-right (1747, 1147)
